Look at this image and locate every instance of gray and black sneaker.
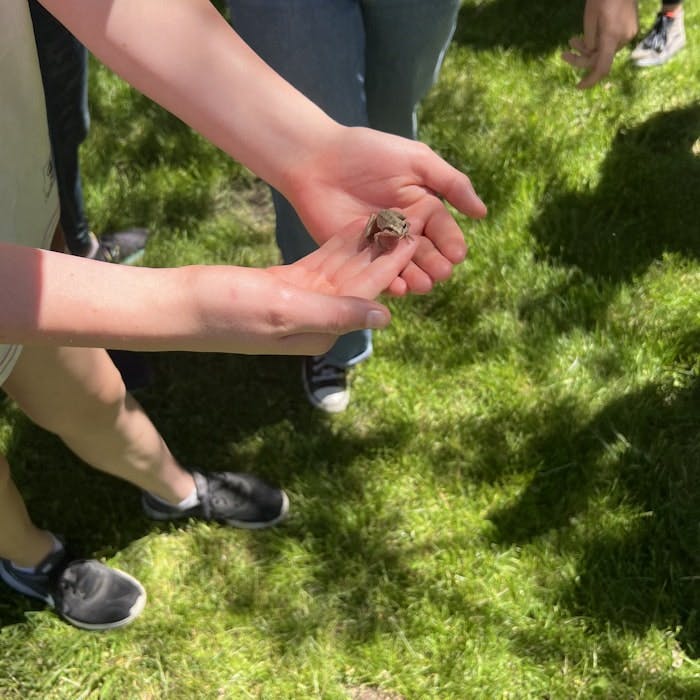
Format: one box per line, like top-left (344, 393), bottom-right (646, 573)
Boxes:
top-left (302, 355), bottom-right (350, 413)
top-left (630, 9), bottom-right (686, 67)
top-left (0, 547), bottom-right (146, 631)
top-left (87, 228), bottom-right (150, 265)
top-left (142, 470), bottom-right (289, 529)
top-left (78, 228), bottom-right (153, 390)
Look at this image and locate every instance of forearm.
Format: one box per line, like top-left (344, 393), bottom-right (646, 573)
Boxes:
top-left (37, 0), bottom-right (340, 196)
top-left (0, 243), bottom-right (394, 355)
top-left (0, 244), bottom-right (238, 351)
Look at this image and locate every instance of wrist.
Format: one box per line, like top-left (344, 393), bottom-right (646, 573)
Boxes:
top-left (275, 119), bottom-right (345, 204)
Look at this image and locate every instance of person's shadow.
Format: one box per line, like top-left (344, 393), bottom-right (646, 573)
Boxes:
top-left (521, 104), bottom-right (700, 335)
top-left (503, 105), bottom-right (700, 658)
top-left (453, 0), bottom-right (581, 55)
top-left (538, 103), bottom-right (700, 280)
top-left (483, 364), bottom-right (700, 658)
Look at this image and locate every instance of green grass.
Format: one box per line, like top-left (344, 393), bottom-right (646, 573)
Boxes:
top-left (2, 1), bottom-right (700, 697)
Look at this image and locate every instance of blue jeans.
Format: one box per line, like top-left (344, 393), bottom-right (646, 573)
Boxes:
top-left (28, 0), bottom-right (93, 255)
top-left (227, 0), bottom-right (460, 366)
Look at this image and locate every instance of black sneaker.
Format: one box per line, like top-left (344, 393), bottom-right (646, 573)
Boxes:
top-left (0, 548), bottom-right (146, 631)
top-left (88, 228), bottom-right (150, 265)
top-left (302, 355), bottom-right (350, 413)
top-left (630, 9), bottom-right (686, 67)
top-left (141, 470), bottom-right (289, 529)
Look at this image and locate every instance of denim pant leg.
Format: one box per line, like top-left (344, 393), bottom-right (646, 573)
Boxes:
top-left (227, 1), bottom-right (459, 365)
top-left (361, 0), bottom-right (461, 139)
top-left (28, 0), bottom-right (92, 255)
top-left (227, 0), bottom-right (372, 367)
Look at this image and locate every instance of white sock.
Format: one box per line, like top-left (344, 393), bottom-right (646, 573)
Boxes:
top-left (149, 485), bottom-right (199, 511)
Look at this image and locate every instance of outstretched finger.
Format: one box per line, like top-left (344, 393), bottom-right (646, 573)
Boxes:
top-left (283, 286), bottom-right (393, 337)
top-left (419, 199), bottom-right (469, 266)
top-left (562, 50), bottom-right (595, 69)
top-left (275, 293), bottom-right (394, 355)
top-left (398, 258), bottom-right (434, 294)
top-left (562, 36), bottom-right (596, 69)
top-left (577, 35), bottom-right (617, 88)
top-left (338, 234), bottom-right (419, 299)
top-left (569, 36), bottom-right (592, 55)
top-left (386, 275), bottom-right (409, 297)
top-left (295, 226), bottom-right (366, 281)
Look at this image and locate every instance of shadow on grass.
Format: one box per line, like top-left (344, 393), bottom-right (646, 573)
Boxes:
top-left (526, 104), bottom-right (700, 332)
top-left (508, 624), bottom-right (700, 698)
top-left (485, 375), bottom-right (700, 656)
top-left (0, 351), bottom-right (415, 630)
top-left (454, 1), bottom-right (581, 55)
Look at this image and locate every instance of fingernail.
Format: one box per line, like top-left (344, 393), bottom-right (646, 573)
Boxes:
top-left (366, 309), bottom-right (389, 329)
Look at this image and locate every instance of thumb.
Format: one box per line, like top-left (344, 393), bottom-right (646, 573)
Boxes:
top-left (289, 291), bottom-right (392, 337)
top-left (413, 144), bottom-right (487, 219)
top-left (276, 296), bottom-right (391, 355)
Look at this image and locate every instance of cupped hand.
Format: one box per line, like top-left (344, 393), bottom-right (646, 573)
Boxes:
top-left (285, 125), bottom-right (487, 296)
top-left (265, 226), bottom-right (419, 352)
top-left (562, 0), bottom-right (639, 89)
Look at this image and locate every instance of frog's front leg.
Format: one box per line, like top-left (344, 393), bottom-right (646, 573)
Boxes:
top-left (364, 213), bottom-right (378, 240)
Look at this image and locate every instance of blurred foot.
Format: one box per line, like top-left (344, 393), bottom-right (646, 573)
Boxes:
top-left (630, 9), bottom-right (686, 67)
top-left (84, 228), bottom-right (150, 265)
top-left (302, 354), bottom-right (350, 413)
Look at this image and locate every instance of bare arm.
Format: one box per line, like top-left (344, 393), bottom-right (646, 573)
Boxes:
top-left (3, 0), bottom-right (486, 356)
top-left (38, 0), bottom-right (338, 195)
top-left (0, 235), bottom-right (417, 355)
top-left (39, 0), bottom-right (486, 294)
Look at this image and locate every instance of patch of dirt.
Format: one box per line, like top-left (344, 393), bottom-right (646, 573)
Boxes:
top-left (345, 685), bottom-right (405, 700)
top-left (215, 177), bottom-right (274, 226)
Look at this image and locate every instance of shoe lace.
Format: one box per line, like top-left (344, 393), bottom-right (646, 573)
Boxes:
top-left (311, 356), bottom-right (345, 384)
top-left (643, 13), bottom-right (672, 52)
top-left (194, 471), bottom-right (246, 519)
top-left (211, 472), bottom-right (246, 501)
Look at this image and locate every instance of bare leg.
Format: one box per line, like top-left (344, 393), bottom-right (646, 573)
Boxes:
top-left (2, 345), bottom-right (195, 505)
top-left (0, 454), bottom-right (54, 566)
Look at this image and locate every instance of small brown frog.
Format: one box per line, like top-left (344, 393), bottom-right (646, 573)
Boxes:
top-left (364, 209), bottom-right (411, 250)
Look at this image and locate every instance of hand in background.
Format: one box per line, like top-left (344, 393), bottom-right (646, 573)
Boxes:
top-left (562, 0), bottom-right (639, 89)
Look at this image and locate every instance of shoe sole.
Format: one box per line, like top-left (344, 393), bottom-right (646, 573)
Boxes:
top-left (633, 52), bottom-right (683, 67)
top-left (118, 249), bottom-right (146, 266)
top-left (141, 489), bottom-right (290, 529)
